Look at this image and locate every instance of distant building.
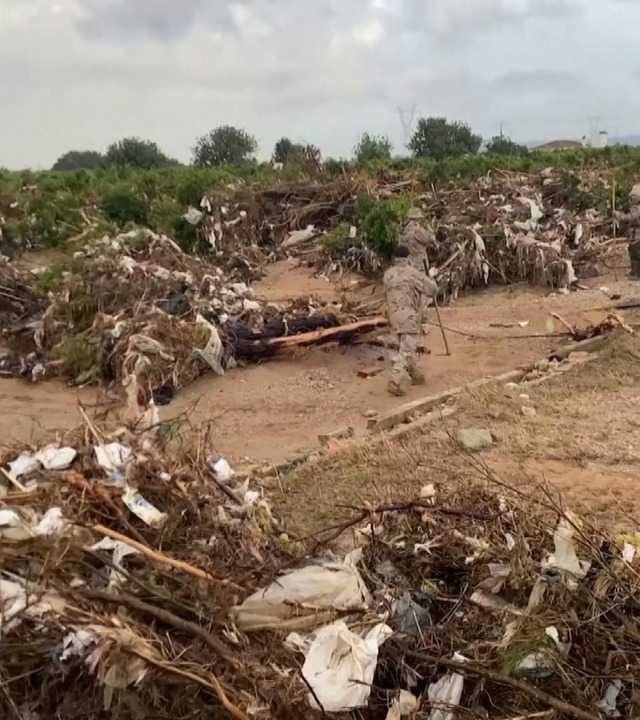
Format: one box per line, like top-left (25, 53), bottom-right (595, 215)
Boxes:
top-left (594, 131), bottom-right (609, 149)
top-left (534, 132), bottom-right (608, 151)
top-left (534, 139), bottom-right (584, 151)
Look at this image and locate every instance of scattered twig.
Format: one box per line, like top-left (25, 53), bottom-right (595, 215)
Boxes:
top-left (0, 467), bottom-right (27, 493)
top-left (125, 649), bottom-right (250, 720)
top-left (92, 524), bottom-right (242, 590)
top-left (80, 589), bottom-right (235, 665)
top-left (403, 651), bottom-right (601, 720)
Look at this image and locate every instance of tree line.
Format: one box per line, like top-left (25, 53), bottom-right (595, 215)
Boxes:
top-left (52, 118), bottom-right (530, 172)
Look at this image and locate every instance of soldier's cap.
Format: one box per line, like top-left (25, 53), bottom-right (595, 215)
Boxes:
top-left (393, 245), bottom-right (410, 259)
top-left (630, 184), bottom-right (640, 201)
top-left (406, 207), bottom-right (424, 220)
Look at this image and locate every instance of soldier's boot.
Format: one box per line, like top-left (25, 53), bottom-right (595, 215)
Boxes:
top-left (410, 370), bottom-right (426, 386)
top-left (388, 369), bottom-right (410, 396)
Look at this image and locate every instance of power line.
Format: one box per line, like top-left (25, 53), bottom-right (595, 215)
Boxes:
top-left (397, 104), bottom-right (416, 148)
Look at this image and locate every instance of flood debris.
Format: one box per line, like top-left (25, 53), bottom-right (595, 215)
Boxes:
top-left (1, 418), bottom-right (637, 720)
top-left (0, 229), bottom-right (373, 388)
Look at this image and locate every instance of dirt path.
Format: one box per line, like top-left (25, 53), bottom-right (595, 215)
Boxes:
top-left (277, 335), bottom-right (640, 535)
top-left (1, 261), bottom-right (637, 462)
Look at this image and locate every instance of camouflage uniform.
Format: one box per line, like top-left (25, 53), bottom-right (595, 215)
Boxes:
top-left (617, 186), bottom-right (640, 278)
top-left (398, 208), bottom-right (437, 273)
top-left (383, 257), bottom-right (438, 396)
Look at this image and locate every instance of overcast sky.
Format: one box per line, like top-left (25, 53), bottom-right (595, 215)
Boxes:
top-left (2, 0), bottom-right (640, 169)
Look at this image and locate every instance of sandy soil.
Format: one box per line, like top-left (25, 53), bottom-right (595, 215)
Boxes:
top-left (1, 260), bottom-right (638, 465)
top-left (278, 334), bottom-right (640, 534)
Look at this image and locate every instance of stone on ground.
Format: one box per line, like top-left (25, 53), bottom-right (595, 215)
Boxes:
top-left (457, 428), bottom-right (493, 451)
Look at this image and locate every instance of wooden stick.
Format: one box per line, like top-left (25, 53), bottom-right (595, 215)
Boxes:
top-left (81, 589), bottom-right (235, 664)
top-left (433, 298), bottom-right (451, 356)
top-left (126, 649), bottom-right (250, 720)
top-left (63, 471), bottom-right (149, 548)
top-left (613, 178), bottom-right (619, 283)
top-left (423, 257), bottom-right (451, 356)
top-left (404, 650), bottom-right (601, 720)
top-left (92, 524), bottom-right (241, 590)
top-left (550, 312), bottom-right (575, 335)
top-left (78, 404), bottom-right (105, 445)
top-left (0, 467), bottom-right (28, 493)
top-left (498, 711), bottom-right (555, 720)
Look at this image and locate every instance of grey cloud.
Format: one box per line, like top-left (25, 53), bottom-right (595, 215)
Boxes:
top-left (75, 0), bottom-right (340, 42)
top-left (75, 0), bottom-right (579, 46)
top-left (77, 0), bottom-right (213, 41)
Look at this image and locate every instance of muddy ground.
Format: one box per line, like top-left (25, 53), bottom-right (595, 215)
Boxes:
top-left (277, 331), bottom-right (640, 538)
top-left (1, 259), bottom-right (635, 462)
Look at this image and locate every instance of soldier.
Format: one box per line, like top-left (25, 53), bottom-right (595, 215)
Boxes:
top-left (615, 185), bottom-right (640, 278)
top-left (384, 245), bottom-right (438, 396)
top-left (398, 207), bottom-right (436, 272)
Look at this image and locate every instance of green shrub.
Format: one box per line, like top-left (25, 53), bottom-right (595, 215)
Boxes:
top-left (101, 183), bottom-right (148, 226)
top-left (354, 193), bottom-right (413, 257)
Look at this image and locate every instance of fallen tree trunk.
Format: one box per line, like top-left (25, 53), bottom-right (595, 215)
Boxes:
top-left (268, 317), bottom-right (387, 354)
top-left (232, 317), bottom-right (388, 361)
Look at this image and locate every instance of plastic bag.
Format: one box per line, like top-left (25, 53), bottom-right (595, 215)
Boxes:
top-left (35, 445), bottom-right (77, 471)
top-left (543, 513), bottom-right (590, 585)
top-left (302, 621), bottom-right (393, 712)
top-left (386, 691), bottom-right (419, 720)
top-left (233, 549), bottom-right (370, 631)
top-left (428, 655), bottom-right (467, 720)
top-left (122, 487), bottom-right (167, 527)
top-left (95, 444), bottom-right (133, 473)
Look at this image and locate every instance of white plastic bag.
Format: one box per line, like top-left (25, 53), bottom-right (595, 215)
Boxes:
top-left (543, 513), bottom-right (590, 584)
top-left (193, 314), bottom-right (224, 376)
top-left (597, 679), bottom-right (622, 717)
top-left (122, 487), bottom-right (167, 527)
top-left (35, 445), bottom-right (77, 471)
top-left (35, 508), bottom-right (65, 536)
top-left (213, 458), bottom-right (235, 483)
top-left (233, 550), bottom-right (370, 631)
top-left (95, 443), bottom-right (132, 473)
top-left (302, 621), bottom-right (393, 712)
top-left (428, 655), bottom-right (467, 720)
top-left (386, 690), bottom-right (419, 720)
top-left (91, 537), bottom-right (140, 587)
top-left (7, 453), bottom-right (40, 481)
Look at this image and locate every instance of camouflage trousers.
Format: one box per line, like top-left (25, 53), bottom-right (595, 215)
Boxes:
top-left (629, 239), bottom-right (640, 278)
top-left (389, 333), bottom-right (423, 394)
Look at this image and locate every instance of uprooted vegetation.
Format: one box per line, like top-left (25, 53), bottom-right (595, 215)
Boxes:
top-left (2, 149), bottom-right (640, 718)
top-left (1, 399), bottom-right (639, 719)
top-left (0, 154), bottom-right (635, 390)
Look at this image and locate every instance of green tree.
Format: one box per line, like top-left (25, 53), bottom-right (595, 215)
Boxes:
top-left (485, 135), bottom-right (529, 156)
top-left (408, 118), bottom-right (482, 160)
top-left (272, 137), bottom-right (305, 165)
top-left (353, 133), bottom-right (392, 163)
top-left (193, 126), bottom-right (258, 166)
top-left (52, 150), bottom-right (104, 171)
top-left (104, 137), bottom-right (177, 170)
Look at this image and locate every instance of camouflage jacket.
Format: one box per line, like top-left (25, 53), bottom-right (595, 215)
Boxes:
top-left (619, 206), bottom-right (640, 243)
top-left (383, 258), bottom-right (439, 334)
top-left (398, 221), bottom-right (436, 271)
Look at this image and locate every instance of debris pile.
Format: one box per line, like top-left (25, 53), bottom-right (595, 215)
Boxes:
top-left (196, 168), bottom-right (618, 299)
top-left (0, 423), bottom-right (299, 720)
top-left (0, 229), bottom-right (371, 387)
top-left (421, 169), bottom-right (614, 302)
top-left (2, 428), bottom-right (638, 719)
top-left (0, 257), bottom-right (45, 330)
